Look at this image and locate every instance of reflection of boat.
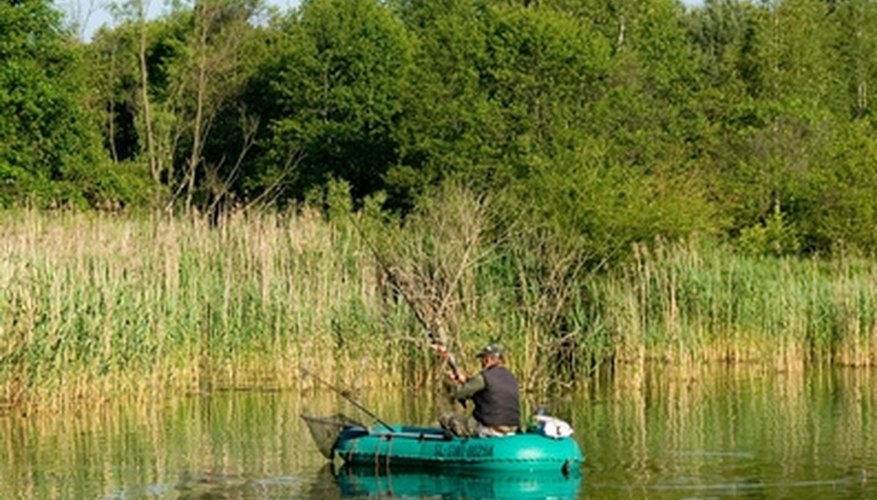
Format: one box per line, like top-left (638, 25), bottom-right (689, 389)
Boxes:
top-left (302, 414), bottom-right (584, 473)
top-left (335, 464), bottom-right (582, 499)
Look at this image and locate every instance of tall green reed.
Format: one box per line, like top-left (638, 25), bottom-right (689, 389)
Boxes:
top-left (2, 202), bottom-right (876, 411)
top-left (0, 208), bottom-right (410, 410)
top-left (588, 239), bottom-right (877, 368)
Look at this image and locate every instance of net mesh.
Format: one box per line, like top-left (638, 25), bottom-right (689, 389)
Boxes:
top-left (301, 413), bottom-right (364, 459)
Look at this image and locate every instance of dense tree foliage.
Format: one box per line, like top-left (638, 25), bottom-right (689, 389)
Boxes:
top-left (0, 0), bottom-right (147, 207)
top-left (8, 0), bottom-right (877, 255)
top-left (263, 0), bottom-right (412, 203)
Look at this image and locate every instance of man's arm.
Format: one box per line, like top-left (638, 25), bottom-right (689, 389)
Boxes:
top-left (453, 372), bottom-right (486, 400)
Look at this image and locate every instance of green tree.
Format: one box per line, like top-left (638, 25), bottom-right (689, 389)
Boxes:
top-left (793, 120), bottom-right (877, 252)
top-left (391, 1), bottom-right (613, 206)
top-left (0, 0), bottom-right (144, 207)
top-left (161, 0), bottom-right (267, 213)
top-left (831, 0), bottom-right (877, 120)
top-left (387, 0), bottom-right (496, 207)
top-left (590, 0), bottom-right (705, 169)
top-left (699, 0), bottom-right (847, 252)
top-left (478, 4), bottom-right (612, 180)
top-left (100, 0), bottom-right (168, 186)
top-left (91, 0), bottom-right (269, 212)
top-left (84, 24), bottom-right (141, 165)
top-left (743, 0), bottom-right (843, 116)
top-left (263, 0), bottom-right (412, 204)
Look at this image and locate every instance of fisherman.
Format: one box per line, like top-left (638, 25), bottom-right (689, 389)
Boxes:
top-left (439, 343), bottom-right (521, 437)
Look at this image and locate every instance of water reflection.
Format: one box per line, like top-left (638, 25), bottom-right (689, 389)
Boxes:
top-left (572, 365), bottom-right (877, 499)
top-left (169, 470), bottom-right (331, 499)
top-left (151, 465), bottom-right (582, 499)
top-left (0, 366), bottom-right (875, 499)
top-left (334, 464), bottom-right (582, 500)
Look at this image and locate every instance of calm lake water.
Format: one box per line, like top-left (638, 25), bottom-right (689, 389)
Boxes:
top-left (1, 365), bottom-right (875, 499)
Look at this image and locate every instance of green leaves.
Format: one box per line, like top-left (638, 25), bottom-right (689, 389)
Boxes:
top-left (262, 0), bottom-right (413, 203)
top-left (0, 0), bottom-right (136, 208)
top-left (8, 0), bottom-right (877, 256)
top-left (393, 1), bottom-right (613, 204)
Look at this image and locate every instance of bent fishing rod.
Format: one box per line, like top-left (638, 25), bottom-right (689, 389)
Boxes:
top-left (300, 367), bottom-right (395, 433)
top-left (351, 218), bottom-right (463, 382)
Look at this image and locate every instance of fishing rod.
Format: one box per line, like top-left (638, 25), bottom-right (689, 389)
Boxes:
top-left (300, 367), bottom-right (395, 433)
top-left (351, 218), bottom-right (463, 382)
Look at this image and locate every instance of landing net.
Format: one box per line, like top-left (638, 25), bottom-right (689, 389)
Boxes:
top-left (300, 413), bottom-right (363, 459)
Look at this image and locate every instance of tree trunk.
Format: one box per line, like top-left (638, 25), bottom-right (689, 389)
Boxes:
top-left (137, 0), bottom-right (161, 184)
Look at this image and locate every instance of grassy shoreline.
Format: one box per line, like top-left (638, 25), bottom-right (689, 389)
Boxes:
top-left (1, 210), bottom-right (876, 411)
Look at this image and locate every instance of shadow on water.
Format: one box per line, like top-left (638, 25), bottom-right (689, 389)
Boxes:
top-left (334, 464), bottom-right (583, 499)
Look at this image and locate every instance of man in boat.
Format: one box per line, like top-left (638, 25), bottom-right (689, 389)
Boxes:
top-left (439, 343), bottom-right (521, 437)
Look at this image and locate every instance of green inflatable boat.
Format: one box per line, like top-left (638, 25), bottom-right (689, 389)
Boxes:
top-left (302, 414), bottom-right (584, 473)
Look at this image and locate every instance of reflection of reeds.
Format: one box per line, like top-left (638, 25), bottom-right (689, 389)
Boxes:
top-left (570, 365), bottom-right (877, 493)
top-left (2, 367), bottom-right (873, 497)
top-left (0, 391), bottom-right (342, 498)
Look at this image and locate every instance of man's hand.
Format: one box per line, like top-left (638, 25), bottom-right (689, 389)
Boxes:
top-left (432, 343), bottom-right (466, 384)
top-left (432, 343), bottom-right (450, 361)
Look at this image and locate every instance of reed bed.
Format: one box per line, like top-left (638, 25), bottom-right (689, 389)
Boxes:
top-left (2, 207), bottom-right (877, 411)
top-left (591, 240), bottom-right (877, 368)
top-left (0, 209), bottom-right (411, 411)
